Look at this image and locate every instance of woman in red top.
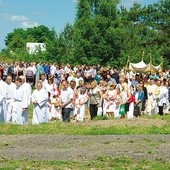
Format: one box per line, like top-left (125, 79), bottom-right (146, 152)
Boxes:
top-left (0, 65), bottom-right (3, 79)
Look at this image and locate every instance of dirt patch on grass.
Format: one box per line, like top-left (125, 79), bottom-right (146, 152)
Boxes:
top-left (76, 117), bottom-right (167, 127)
top-left (0, 135), bottom-right (169, 162)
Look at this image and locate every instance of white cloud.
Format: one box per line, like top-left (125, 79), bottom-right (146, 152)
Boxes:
top-left (21, 21), bottom-right (39, 28)
top-left (0, 13), bottom-right (39, 28)
top-left (120, 0), bottom-right (143, 10)
top-left (9, 15), bottom-right (28, 22)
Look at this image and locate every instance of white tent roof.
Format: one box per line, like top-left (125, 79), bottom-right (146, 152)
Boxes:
top-left (129, 60), bottom-right (149, 72)
top-left (129, 60), bottom-right (161, 73)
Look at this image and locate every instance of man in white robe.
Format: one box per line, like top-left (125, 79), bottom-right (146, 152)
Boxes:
top-left (0, 78), bottom-right (8, 123)
top-left (31, 81), bottom-right (49, 124)
top-left (19, 75), bottom-right (32, 124)
top-left (157, 80), bottom-right (168, 115)
top-left (147, 79), bottom-right (160, 114)
top-left (12, 78), bottom-right (25, 124)
top-left (6, 75), bottom-right (16, 122)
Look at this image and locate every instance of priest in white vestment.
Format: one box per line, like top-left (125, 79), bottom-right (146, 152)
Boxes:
top-left (146, 79), bottom-right (160, 114)
top-left (6, 75), bottom-right (16, 122)
top-left (0, 78), bottom-right (8, 122)
top-left (157, 80), bottom-right (168, 115)
top-left (12, 78), bottom-right (26, 124)
top-left (31, 81), bottom-right (49, 124)
top-left (19, 76), bottom-right (32, 124)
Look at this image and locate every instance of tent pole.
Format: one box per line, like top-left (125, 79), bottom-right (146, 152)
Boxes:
top-left (150, 53), bottom-right (152, 74)
top-left (142, 51), bottom-right (144, 61)
top-left (124, 56), bottom-right (130, 75)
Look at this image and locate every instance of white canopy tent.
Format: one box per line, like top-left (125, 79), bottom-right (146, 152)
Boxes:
top-left (127, 58), bottom-right (162, 73)
top-left (129, 60), bottom-right (149, 72)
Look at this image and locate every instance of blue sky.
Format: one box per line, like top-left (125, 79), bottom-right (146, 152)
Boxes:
top-left (0, 0), bottom-right (159, 50)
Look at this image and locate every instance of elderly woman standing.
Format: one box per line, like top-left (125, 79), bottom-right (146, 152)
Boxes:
top-left (89, 81), bottom-right (102, 120)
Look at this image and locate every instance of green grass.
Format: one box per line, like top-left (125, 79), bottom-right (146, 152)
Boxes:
top-left (143, 114), bottom-right (170, 120)
top-left (0, 116), bottom-right (170, 135)
top-left (0, 156), bottom-right (170, 170)
top-left (1, 104), bottom-right (170, 135)
top-left (93, 115), bottom-right (109, 120)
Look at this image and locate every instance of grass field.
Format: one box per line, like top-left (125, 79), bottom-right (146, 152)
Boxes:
top-left (1, 156), bottom-right (170, 170)
top-left (0, 114), bottom-right (170, 135)
top-left (0, 114), bottom-right (170, 169)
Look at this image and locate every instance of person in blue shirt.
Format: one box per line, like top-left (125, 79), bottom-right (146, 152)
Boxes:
top-left (43, 63), bottom-right (50, 79)
top-left (35, 63), bottom-right (44, 85)
top-left (135, 84), bottom-right (144, 114)
top-left (149, 72), bottom-right (159, 80)
top-left (106, 74), bottom-right (117, 85)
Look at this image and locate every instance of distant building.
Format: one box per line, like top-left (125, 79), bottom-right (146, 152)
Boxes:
top-left (26, 43), bottom-right (46, 54)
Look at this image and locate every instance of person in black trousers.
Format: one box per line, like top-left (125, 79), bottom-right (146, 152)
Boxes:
top-left (139, 80), bottom-right (148, 113)
top-left (89, 81), bottom-right (102, 120)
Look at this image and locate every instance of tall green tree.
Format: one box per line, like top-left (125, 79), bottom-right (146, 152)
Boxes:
top-left (2, 0), bottom-right (170, 68)
top-left (73, 0), bottom-right (120, 65)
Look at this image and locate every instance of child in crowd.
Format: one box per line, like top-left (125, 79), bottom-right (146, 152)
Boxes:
top-left (114, 87), bottom-right (122, 118)
top-left (48, 91), bottom-right (62, 121)
top-left (104, 82), bottom-right (117, 117)
top-left (73, 87), bottom-right (88, 122)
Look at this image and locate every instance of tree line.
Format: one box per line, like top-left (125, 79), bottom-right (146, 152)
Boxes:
top-left (1, 0), bottom-right (170, 69)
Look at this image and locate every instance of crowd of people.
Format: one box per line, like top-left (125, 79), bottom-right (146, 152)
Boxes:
top-left (0, 61), bottom-right (170, 125)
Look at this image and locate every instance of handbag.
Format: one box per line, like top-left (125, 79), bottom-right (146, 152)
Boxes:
top-left (128, 94), bottom-right (135, 103)
top-left (134, 104), bottom-right (140, 117)
top-left (119, 104), bottom-right (126, 115)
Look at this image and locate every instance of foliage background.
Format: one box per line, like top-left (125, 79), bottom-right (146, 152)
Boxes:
top-left (0, 0), bottom-right (169, 69)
